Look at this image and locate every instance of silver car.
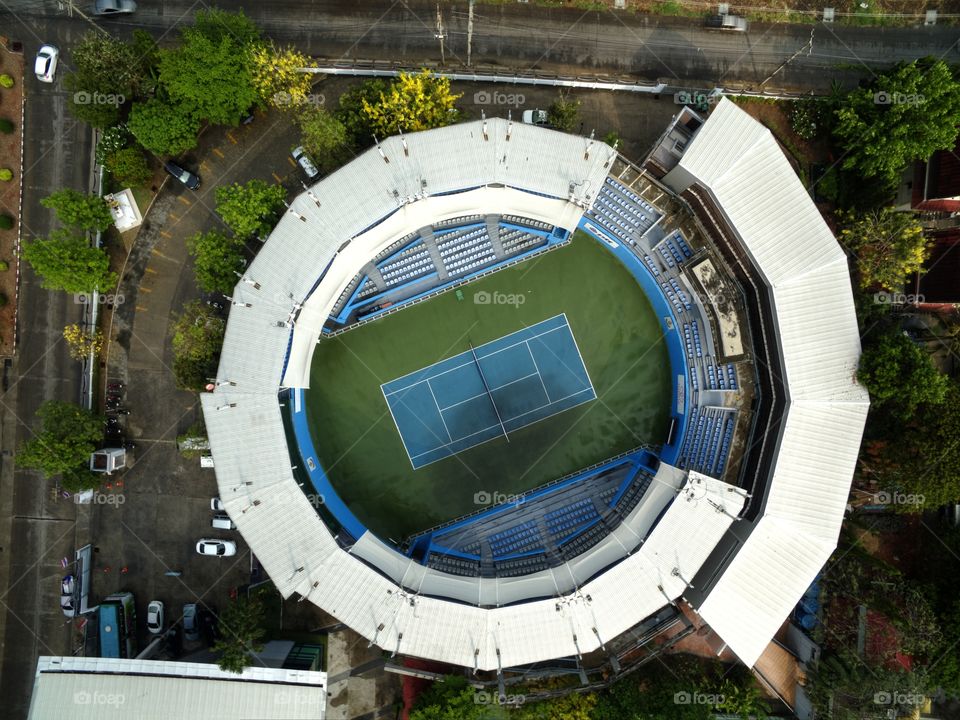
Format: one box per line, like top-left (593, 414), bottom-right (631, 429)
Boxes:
top-left (93, 0), bottom-right (137, 15)
top-left (292, 146), bottom-right (319, 179)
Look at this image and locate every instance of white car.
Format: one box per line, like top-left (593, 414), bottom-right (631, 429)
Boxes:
top-left (521, 109), bottom-right (549, 126)
top-left (146, 600), bottom-right (164, 634)
top-left (59, 575), bottom-right (75, 618)
top-left (34, 45), bottom-right (59, 83)
top-left (292, 146), bottom-right (319, 179)
top-left (196, 539), bottom-right (237, 557)
top-left (210, 497), bottom-right (224, 512)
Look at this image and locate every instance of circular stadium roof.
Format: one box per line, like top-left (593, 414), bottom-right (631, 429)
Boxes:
top-left (202, 103), bottom-right (868, 670)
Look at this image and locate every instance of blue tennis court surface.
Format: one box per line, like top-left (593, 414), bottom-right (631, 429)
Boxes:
top-left (382, 314), bottom-right (596, 468)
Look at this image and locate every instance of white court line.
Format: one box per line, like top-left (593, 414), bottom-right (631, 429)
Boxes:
top-left (381, 384), bottom-right (419, 469)
top-left (437, 370), bottom-right (540, 412)
top-left (527, 341), bottom-right (552, 403)
top-left (562, 311), bottom-right (598, 395)
top-left (500, 386), bottom-right (597, 429)
top-left (427, 379), bottom-right (454, 443)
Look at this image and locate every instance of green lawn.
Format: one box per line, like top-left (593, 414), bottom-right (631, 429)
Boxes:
top-left (304, 232), bottom-right (670, 540)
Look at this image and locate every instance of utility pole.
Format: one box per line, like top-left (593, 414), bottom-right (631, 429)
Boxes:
top-left (467, 0), bottom-right (475, 67)
top-left (435, 4), bottom-right (446, 66)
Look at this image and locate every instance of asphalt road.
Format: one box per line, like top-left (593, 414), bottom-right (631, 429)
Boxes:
top-left (0, 16), bottom-right (97, 717)
top-left (5, 0), bottom-right (960, 91)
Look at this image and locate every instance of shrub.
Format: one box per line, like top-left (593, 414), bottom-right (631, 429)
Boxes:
top-left (0, 261), bottom-right (10, 272)
top-left (104, 147), bottom-right (152, 187)
top-left (0, 75), bottom-right (13, 89)
top-left (0, 118), bottom-right (14, 134)
top-left (0, 169), bottom-right (12, 182)
top-left (0, 215), bottom-right (13, 230)
top-left (0, 293), bottom-right (9, 307)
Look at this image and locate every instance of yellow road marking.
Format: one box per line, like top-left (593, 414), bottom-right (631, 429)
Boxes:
top-left (169, 212), bottom-right (180, 220)
top-left (177, 196), bottom-right (191, 206)
top-left (212, 148), bottom-right (225, 158)
top-left (201, 161), bottom-right (211, 171)
top-left (272, 172), bottom-right (283, 184)
top-left (160, 231), bottom-right (171, 238)
top-left (139, 286), bottom-right (152, 293)
top-left (226, 131), bottom-right (237, 144)
top-left (144, 267), bottom-right (157, 275)
top-left (136, 306), bottom-right (148, 312)
top-left (150, 248), bottom-right (177, 262)
top-left (286, 156), bottom-right (296, 167)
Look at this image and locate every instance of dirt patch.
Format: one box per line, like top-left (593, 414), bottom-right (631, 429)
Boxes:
top-left (0, 42), bottom-right (23, 356)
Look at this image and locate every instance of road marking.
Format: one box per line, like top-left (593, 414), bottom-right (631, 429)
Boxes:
top-left (201, 161), bottom-right (211, 171)
top-left (212, 148), bottom-right (225, 158)
top-left (144, 267), bottom-right (157, 275)
top-left (272, 172), bottom-right (283, 183)
top-left (226, 131), bottom-right (237, 144)
top-left (160, 231), bottom-right (171, 238)
top-left (136, 306), bottom-right (148, 312)
top-left (169, 212), bottom-right (180, 220)
top-left (286, 156), bottom-right (296, 167)
top-left (139, 286), bottom-right (153, 293)
top-left (150, 248), bottom-right (179, 263)
top-left (177, 196), bottom-right (191, 206)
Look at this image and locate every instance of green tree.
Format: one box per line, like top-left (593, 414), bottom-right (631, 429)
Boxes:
top-left (213, 594), bottom-right (267, 674)
top-left (857, 330), bottom-right (948, 418)
top-left (805, 652), bottom-right (928, 720)
top-left (127, 98), bottom-right (200, 156)
top-left (171, 301), bottom-right (225, 391)
top-left (833, 59), bottom-right (960, 186)
top-left (296, 108), bottom-right (349, 173)
top-left (105, 147), bottom-right (152, 187)
top-left (361, 70), bottom-right (461, 137)
top-left (513, 691), bottom-right (597, 720)
top-left (22, 230), bottom-right (116, 294)
top-left (410, 676), bottom-right (507, 720)
top-left (16, 401), bottom-right (104, 492)
top-left (63, 33), bottom-right (143, 127)
top-left (187, 231), bottom-right (246, 295)
top-left (159, 11), bottom-right (259, 125)
top-left (336, 78), bottom-right (388, 148)
top-left (547, 92), bottom-right (582, 133)
top-left (215, 180), bottom-right (286, 239)
top-left (838, 209), bottom-right (928, 291)
top-left (40, 189), bottom-right (113, 232)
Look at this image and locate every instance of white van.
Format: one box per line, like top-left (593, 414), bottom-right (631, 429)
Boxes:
top-left (211, 514), bottom-right (236, 530)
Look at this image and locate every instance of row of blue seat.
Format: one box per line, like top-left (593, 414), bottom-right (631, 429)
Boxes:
top-left (604, 177), bottom-right (658, 217)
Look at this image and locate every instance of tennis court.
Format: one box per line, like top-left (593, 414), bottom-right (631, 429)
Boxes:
top-left (381, 314), bottom-right (596, 468)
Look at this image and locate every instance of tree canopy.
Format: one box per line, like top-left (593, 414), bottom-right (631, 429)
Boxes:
top-left (16, 401), bottom-right (104, 492)
top-left (186, 231), bottom-right (246, 295)
top-left (40, 189), bottom-right (114, 232)
top-left (64, 33), bottom-right (142, 127)
top-left (410, 676), bottom-right (507, 720)
top-left (857, 329), bottom-right (949, 419)
top-left (361, 70), bottom-right (461, 137)
top-left (171, 301), bottom-right (225, 391)
top-left (105, 147), bottom-right (153, 187)
top-left (215, 180), bottom-right (286, 239)
top-left (837, 209), bottom-right (929, 291)
top-left (21, 229), bottom-right (117, 294)
top-left (295, 108), bottom-right (349, 173)
top-left (249, 42), bottom-right (313, 109)
top-left (128, 98), bottom-right (200, 156)
top-left (832, 59), bottom-right (960, 186)
top-left (548, 92), bottom-right (582, 133)
top-left (213, 594), bottom-right (267, 674)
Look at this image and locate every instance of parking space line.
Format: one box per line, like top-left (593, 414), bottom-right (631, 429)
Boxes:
top-left (136, 306), bottom-right (148, 312)
top-left (272, 172), bottom-right (283, 183)
top-left (212, 148), bottom-right (225, 158)
top-left (177, 196), bottom-right (191, 206)
top-left (286, 156), bottom-right (296, 167)
top-left (160, 231), bottom-right (171, 238)
top-left (144, 267), bottom-right (157, 275)
top-left (139, 286), bottom-right (152, 293)
top-left (226, 131), bottom-right (237, 144)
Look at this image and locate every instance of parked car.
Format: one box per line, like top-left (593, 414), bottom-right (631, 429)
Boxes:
top-left (164, 161), bottom-right (201, 190)
top-left (59, 575), bottom-right (75, 618)
top-left (521, 109), bottom-right (549, 126)
top-left (211, 514), bottom-right (236, 530)
top-left (182, 602), bottom-right (200, 641)
top-left (705, 14), bottom-right (748, 31)
top-left (195, 539), bottom-right (237, 557)
top-left (210, 497), bottom-right (225, 512)
top-left (198, 607), bottom-right (220, 645)
top-left (93, 0), bottom-right (137, 15)
top-left (291, 146), bottom-right (320, 179)
top-left (146, 600), bottom-right (164, 634)
top-left (34, 45), bottom-right (59, 83)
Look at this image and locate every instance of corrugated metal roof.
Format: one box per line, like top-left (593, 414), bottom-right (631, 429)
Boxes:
top-left (669, 98), bottom-right (869, 667)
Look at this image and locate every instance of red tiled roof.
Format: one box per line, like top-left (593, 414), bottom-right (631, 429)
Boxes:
top-left (906, 228), bottom-right (960, 303)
